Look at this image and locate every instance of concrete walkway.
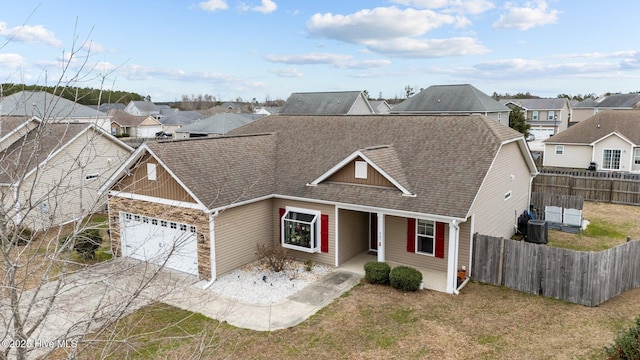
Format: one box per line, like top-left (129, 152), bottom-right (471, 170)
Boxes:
top-left (164, 270), bottom-right (362, 331)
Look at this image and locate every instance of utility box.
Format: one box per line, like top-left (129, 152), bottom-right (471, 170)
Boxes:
top-left (526, 220), bottom-right (548, 244)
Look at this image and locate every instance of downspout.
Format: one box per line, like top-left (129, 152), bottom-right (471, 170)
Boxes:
top-left (201, 209), bottom-right (219, 290)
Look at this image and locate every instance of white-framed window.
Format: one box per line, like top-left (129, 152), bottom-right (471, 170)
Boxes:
top-left (602, 149), bottom-right (622, 170)
top-left (147, 163), bottom-right (157, 181)
top-left (532, 111), bottom-right (539, 121)
top-left (504, 191), bottom-right (512, 201)
top-left (555, 145), bottom-right (564, 155)
top-left (355, 161), bottom-right (368, 179)
top-left (635, 148), bottom-right (640, 165)
top-left (281, 207), bottom-right (321, 253)
top-left (548, 111), bottom-right (556, 121)
top-left (416, 219), bottom-right (435, 256)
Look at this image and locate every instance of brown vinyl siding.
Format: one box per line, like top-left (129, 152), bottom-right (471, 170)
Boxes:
top-left (470, 142), bottom-right (531, 238)
top-left (337, 209), bottom-right (369, 264)
top-left (214, 199), bottom-right (273, 276)
top-left (385, 215), bottom-right (449, 272)
top-left (327, 157), bottom-right (395, 187)
top-left (273, 198), bottom-right (335, 266)
top-left (113, 152), bottom-right (196, 203)
top-left (108, 196), bottom-right (212, 280)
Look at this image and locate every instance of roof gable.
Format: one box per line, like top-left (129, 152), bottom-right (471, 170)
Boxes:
top-left (544, 110), bottom-right (640, 145)
top-left (310, 146), bottom-right (414, 196)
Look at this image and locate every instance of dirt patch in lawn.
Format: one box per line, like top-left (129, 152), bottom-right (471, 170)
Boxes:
top-left (547, 201), bottom-right (640, 251)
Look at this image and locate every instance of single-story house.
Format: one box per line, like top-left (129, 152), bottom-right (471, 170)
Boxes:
top-left (108, 109), bottom-right (164, 138)
top-left (0, 117), bottom-right (133, 230)
top-left (173, 113), bottom-right (264, 139)
top-left (101, 115), bottom-right (537, 294)
top-left (389, 84), bottom-right (512, 127)
top-left (543, 110), bottom-right (640, 172)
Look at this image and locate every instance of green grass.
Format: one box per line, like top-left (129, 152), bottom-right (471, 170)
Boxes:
top-left (582, 221), bottom-right (627, 239)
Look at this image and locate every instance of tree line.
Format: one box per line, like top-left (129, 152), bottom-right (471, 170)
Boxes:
top-left (0, 83), bottom-right (145, 106)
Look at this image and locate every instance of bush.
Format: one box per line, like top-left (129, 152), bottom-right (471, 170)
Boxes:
top-left (604, 316), bottom-right (640, 360)
top-left (389, 266), bottom-right (423, 292)
top-left (62, 229), bottom-right (103, 259)
top-left (364, 261), bottom-right (391, 284)
top-left (256, 244), bottom-right (290, 272)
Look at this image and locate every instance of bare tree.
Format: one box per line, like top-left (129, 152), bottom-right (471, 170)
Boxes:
top-left (0, 22), bottom-right (228, 360)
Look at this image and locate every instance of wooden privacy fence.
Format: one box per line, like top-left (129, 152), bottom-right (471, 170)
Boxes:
top-left (533, 172), bottom-right (640, 205)
top-left (472, 234), bottom-right (640, 306)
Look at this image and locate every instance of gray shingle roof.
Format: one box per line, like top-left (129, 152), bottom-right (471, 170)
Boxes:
top-left (147, 134), bottom-right (276, 208)
top-left (175, 113), bottom-right (264, 135)
top-left (500, 98), bottom-right (568, 110)
top-left (596, 94), bottom-right (640, 108)
top-left (0, 123), bottom-right (89, 184)
top-left (280, 91), bottom-right (370, 115)
top-left (159, 110), bottom-right (205, 126)
top-left (544, 110), bottom-right (640, 145)
top-left (390, 84), bottom-right (510, 114)
top-left (0, 91), bottom-right (106, 119)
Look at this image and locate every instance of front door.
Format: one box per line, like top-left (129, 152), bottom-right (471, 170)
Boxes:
top-left (369, 213), bottom-right (377, 252)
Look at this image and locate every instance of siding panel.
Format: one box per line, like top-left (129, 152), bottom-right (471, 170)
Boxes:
top-left (327, 157), bottom-right (395, 187)
top-left (385, 215), bottom-right (449, 272)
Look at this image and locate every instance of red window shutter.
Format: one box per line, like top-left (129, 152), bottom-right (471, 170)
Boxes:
top-left (435, 222), bottom-right (445, 258)
top-left (407, 218), bottom-right (416, 253)
top-left (321, 214), bottom-right (329, 253)
top-left (279, 208), bottom-right (285, 242)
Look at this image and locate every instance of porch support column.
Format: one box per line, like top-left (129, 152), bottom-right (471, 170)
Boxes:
top-left (445, 220), bottom-right (460, 294)
top-left (376, 213), bottom-right (385, 262)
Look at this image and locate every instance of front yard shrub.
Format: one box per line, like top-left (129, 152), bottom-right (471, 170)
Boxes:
top-left (389, 266), bottom-right (423, 292)
top-left (604, 316), bottom-right (640, 359)
top-left (62, 229), bottom-right (103, 259)
top-left (364, 261), bottom-right (391, 284)
top-left (256, 243), bottom-right (290, 272)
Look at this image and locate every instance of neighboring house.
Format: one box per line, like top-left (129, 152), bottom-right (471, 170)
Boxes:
top-left (159, 110), bottom-right (205, 135)
top-left (173, 113), bottom-right (264, 139)
top-left (254, 106), bottom-right (281, 115)
top-left (0, 90), bottom-right (111, 131)
top-left (500, 98), bottom-right (570, 140)
top-left (571, 94), bottom-right (640, 123)
top-left (108, 109), bottom-right (164, 138)
top-left (369, 100), bottom-right (392, 114)
top-left (101, 114), bottom-right (537, 294)
top-left (124, 101), bottom-right (172, 120)
top-left (280, 91), bottom-right (375, 115)
top-left (390, 84), bottom-right (511, 126)
top-left (543, 110), bottom-right (640, 172)
top-left (0, 117), bottom-right (133, 230)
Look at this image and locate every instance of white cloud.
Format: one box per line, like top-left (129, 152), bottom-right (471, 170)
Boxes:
top-left (252, 0), bottom-right (277, 14)
top-left (264, 52), bottom-right (353, 65)
top-left (0, 53), bottom-right (26, 69)
top-left (338, 59), bottom-right (392, 69)
top-left (199, 0), bottom-right (228, 12)
top-left (269, 67), bottom-right (303, 78)
top-left (366, 37), bottom-right (489, 58)
top-left (390, 0), bottom-right (495, 15)
top-left (0, 22), bottom-right (63, 47)
top-left (493, 1), bottom-right (560, 31)
top-left (307, 7), bottom-right (457, 43)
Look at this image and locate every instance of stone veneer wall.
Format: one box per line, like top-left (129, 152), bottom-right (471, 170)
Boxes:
top-left (108, 196), bottom-right (212, 280)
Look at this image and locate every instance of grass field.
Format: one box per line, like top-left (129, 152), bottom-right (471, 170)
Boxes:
top-left (52, 203), bottom-right (640, 359)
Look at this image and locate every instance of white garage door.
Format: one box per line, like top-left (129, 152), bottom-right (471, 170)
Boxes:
top-left (120, 212), bottom-right (198, 276)
top-left (529, 127), bottom-right (556, 140)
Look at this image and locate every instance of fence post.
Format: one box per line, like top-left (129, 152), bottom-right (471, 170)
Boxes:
top-left (497, 237), bottom-right (505, 286)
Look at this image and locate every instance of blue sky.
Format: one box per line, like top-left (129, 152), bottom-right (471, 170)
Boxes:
top-left (1, 0), bottom-right (639, 102)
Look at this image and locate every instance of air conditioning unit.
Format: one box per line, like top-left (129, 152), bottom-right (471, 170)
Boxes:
top-left (526, 220), bottom-right (548, 244)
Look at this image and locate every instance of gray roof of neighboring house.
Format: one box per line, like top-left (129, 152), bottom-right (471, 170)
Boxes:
top-left (280, 91), bottom-right (370, 115)
top-left (596, 94), bottom-right (640, 108)
top-left (175, 113), bottom-right (264, 135)
top-left (159, 110), bottom-right (205, 126)
top-left (369, 100), bottom-right (391, 114)
top-left (0, 91), bottom-right (106, 118)
top-left (499, 98), bottom-right (568, 110)
top-left (573, 98), bottom-right (599, 108)
top-left (108, 109), bottom-right (156, 127)
top-left (129, 101), bottom-right (161, 113)
top-left (95, 103), bottom-right (126, 112)
top-left (0, 123), bottom-right (89, 184)
top-left (544, 110), bottom-right (640, 145)
top-left (390, 84), bottom-right (510, 114)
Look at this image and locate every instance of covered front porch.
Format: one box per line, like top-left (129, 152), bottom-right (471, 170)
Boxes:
top-left (340, 252), bottom-right (449, 292)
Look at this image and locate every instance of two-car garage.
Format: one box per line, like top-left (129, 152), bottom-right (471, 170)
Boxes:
top-left (119, 212), bottom-right (199, 276)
